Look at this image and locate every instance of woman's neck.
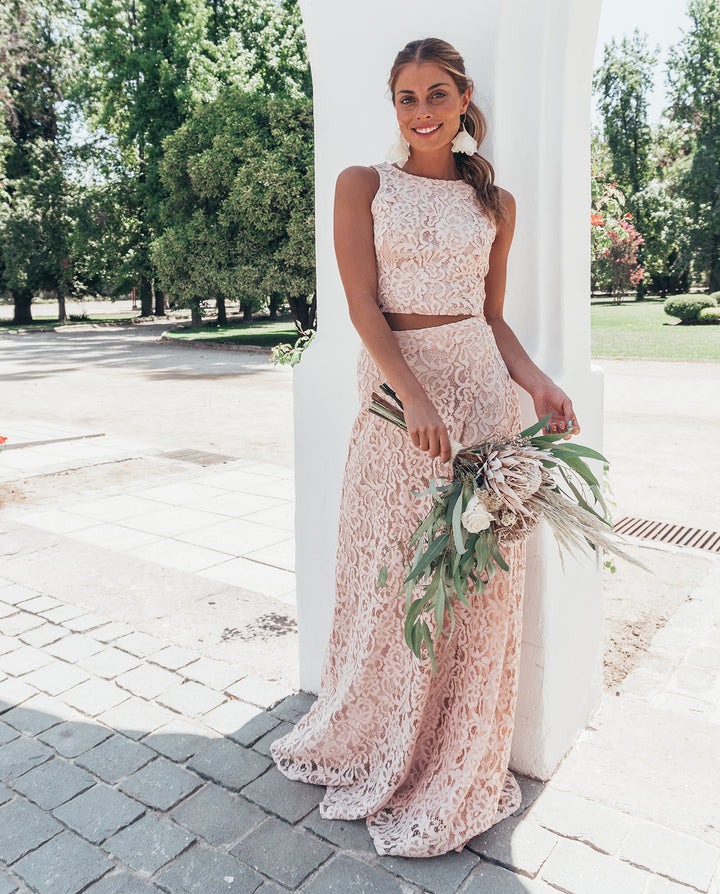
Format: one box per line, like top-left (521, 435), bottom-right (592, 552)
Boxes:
top-left (402, 151), bottom-right (460, 182)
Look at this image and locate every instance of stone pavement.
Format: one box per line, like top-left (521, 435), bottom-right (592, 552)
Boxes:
top-left (1, 333), bottom-right (719, 892)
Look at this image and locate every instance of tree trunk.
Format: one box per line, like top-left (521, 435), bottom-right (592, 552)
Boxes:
top-left (138, 275), bottom-right (153, 317)
top-left (154, 288), bottom-right (166, 316)
top-left (287, 292), bottom-right (317, 331)
top-left (216, 295), bottom-right (227, 326)
top-left (12, 288), bottom-right (33, 325)
top-left (191, 304), bottom-right (203, 327)
top-left (269, 293), bottom-right (282, 320)
top-left (709, 238), bottom-right (720, 293)
top-left (57, 292), bottom-right (67, 323)
top-left (242, 301), bottom-right (253, 322)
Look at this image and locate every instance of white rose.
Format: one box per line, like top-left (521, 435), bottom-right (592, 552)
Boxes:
top-left (461, 492), bottom-right (494, 533)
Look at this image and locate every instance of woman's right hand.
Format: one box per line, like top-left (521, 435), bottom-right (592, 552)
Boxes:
top-left (401, 392), bottom-right (452, 464)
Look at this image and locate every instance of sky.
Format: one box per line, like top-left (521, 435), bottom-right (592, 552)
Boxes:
top-left (593, 0), bottom-right (692, 124)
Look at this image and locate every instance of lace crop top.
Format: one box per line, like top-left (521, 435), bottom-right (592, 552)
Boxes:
top-left (370, 161), bottom-right (497, 317)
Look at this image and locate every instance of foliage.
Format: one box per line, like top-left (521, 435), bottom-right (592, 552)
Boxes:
top-left (664, 294), bottom-right (718, 323)
top-left (269, 328), bottom-right (316, 366)
top-left (153, 89), bottom-right (315, 328)
top-left (667, 0), bottom-right (720, 291)
top-left (698, 306), bottom-right (720, 323)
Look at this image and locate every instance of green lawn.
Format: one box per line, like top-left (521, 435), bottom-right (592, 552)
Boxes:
top-left (164, 318), bottom-right (297, 348)
top-left (591, 297), bottom-right (720, 361)
top-left (0, 315), bottom-right (137, 331)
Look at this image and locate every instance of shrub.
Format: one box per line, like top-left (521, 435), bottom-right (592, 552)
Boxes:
top-left (664, 294), bottom-right (718, 323)
top-left (698, 306), bottom-right (720, 324)
top-left (711, 291), bottom-right (720, 303)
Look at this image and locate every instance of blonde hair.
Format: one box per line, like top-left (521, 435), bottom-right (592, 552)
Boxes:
top-left (388, 38), bottom-right (508, 227)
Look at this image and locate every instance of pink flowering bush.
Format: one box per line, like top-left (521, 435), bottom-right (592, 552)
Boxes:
top-left (591, 172), bottom-right (645, 301)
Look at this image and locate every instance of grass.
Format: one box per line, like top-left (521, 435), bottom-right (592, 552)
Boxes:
top-left (591, 296), bottom-right (720, 361)
top-left (0, 315), bottom-right (137, 331)
top-left (164, 317), bottom-right (298, 348)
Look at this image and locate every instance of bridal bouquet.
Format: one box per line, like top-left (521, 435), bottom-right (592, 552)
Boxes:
top-left (369, 384), bottom-right (640, 674)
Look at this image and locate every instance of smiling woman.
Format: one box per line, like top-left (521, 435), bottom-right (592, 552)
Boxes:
top-left (270, 36), bottom-right (581, 859)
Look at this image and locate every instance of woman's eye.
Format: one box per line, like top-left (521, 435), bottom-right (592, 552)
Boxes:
top-left (399, 97), bottom-right (416, 105)
top-left (431, 92), bottom-right (447, 100)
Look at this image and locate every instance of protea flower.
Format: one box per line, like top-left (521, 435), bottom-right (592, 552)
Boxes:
top-left (477, 446), bottom-right (544, 514)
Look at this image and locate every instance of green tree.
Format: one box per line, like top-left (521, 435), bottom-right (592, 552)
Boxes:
top-left (667, 0), bottom-right (720, 291)
top-left (152, 90), bottom-right (315, 328)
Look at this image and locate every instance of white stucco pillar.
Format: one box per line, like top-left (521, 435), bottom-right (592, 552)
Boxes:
top-left (294, 0), bottom-right (604, 779)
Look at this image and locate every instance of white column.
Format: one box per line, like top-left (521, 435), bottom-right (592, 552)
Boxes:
top-left (294, 0), bottom-right (604, 779)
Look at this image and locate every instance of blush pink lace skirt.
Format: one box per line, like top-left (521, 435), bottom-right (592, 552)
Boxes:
top-left (271, 317), bottom-right (526, 857)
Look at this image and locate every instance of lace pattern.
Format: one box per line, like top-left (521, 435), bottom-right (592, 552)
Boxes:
top-left (271, 163), bottom-right (526, 857)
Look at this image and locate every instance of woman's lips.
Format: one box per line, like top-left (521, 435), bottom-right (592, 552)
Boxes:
top-left (412, 124), bottom-right (442, 137)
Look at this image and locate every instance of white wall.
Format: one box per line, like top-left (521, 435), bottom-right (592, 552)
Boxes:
top-left (294, 0), bottom-right (604, 779)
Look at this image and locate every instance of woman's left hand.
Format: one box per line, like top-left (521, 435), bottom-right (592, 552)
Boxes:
top-left (532, 386), bottom-right (580, 440)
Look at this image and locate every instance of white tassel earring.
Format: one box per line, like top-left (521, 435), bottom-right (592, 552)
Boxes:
top-left (451, 115), bottom-right (478, 155)
top-left (386, 128), bottom-right (410, 167)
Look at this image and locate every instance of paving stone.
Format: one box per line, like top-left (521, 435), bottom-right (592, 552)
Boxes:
top-left (158, 680), bottom-right (226, 717)
top-left (22, 661), bottom-right (91, 696)
top-left (203, 700), bottom-right (267, 738)
top-left (619, 820), bottom-right (720, 890)
top-left (0, 612), bottom-right (45, 636)
top-left (120, 757), bottom-right (201, 810)
top-left (540, 837), bottom-right (650, 894)
top-left (645, 876), bottom-right (710, 894)
top-left (96, 696), bottom-right (177, 739)
top-left (18, 623), bottom-right (67, 649)
top-left (251, 721), bottom-right (293, 757)
top-left (64, 613), bottom-right (111, 634)
top-left (13, 830), bottom-right (113, 894)
top-left (227, 711), bottom-right (280, 748)
top-left (182, 657), bottom-right (243, 691)
top-left (0, 783), bottom-right (11, 805)
top-left (303, 854), bottom-right (405, 894)
top-left (230, 816), bottom-right (333, 888)
top-left (466, 813), bottom-right (558, 876)
top-left (54, 782), bottom-right (145, 843)
top-left (462, 860), bottom-right (548, 892)
top-left (188, 739), bottom-right (271, 792)
top-left (2, 694), bottom-right (67, 736)
top-left (0, 736), bottom-right (52, 782)
top-left (0, 872), bottom-right (18, 894)
top-left (302, 807), bottom-right (377, 855)
top-left (16, 595), bottom-right (62, 614)
top-left (45, 634), bottom-right (104, 662)
top-left (0, 798), bottom-right (62, 863)
top-left (12, 757), bottom-right (95, 810)
top-left (39, 719), bottom-right (113, 757)
top-left (76, 734), bottom-right (155, 784)
top-left (149, 646), bottom-right (200, 672)
top-left (0, 603), bottom-right (18, 620)
top-left (0, 635), bottom-right (19, 655)
top-left (77, 647), bottom-right (142, 679)
top-left (104, 815), bottom-right (195, 875)
top-left (40, 604), bottom-right (87, 624)
top-left (0, 677), bottom-right (37, 710)
top-left (155, 844), bottom-right (264, 893)
top-left (0, 584), bottom-right (38, 606)
top-left (513, 776), bottom-right (546, 817)
top-left (242, 765), bottom-right (324, 823)
top-left (0, 646), bottom-right (52, 677)
top-left (116, 664), bottom-right (180, 700)
top-left (172, 784), bottom-right (267, 847)
top-left (90, 621), bottom-right (135, 644)
top-left (0, 722), bottom-right (18, 746)
top-left (114, 632), bottom-right (166, 658)
top-left (269, 691), bottom-right (317, 724)
top-left (84, 872), bottom-right (159, 893)
top-left (143, 717), bottom-right (217, 762)
top-left (227, 677), bottom-right (290, 710)
top-left (382, 847), bottom-right (478, 894)
top-left (529, 787), bottom-right (631, 854)
top-left (60, 677), bottom-right (130, 716)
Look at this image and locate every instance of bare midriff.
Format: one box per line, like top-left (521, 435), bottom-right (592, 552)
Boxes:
top-left (383, 312), bottom-right (473, 331)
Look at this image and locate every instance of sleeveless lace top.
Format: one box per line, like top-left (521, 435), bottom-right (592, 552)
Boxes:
top-left (370, 161), bottom-right (497, 317)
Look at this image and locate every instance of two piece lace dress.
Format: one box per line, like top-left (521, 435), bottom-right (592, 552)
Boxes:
top-left (270, 161), bottom-right (526, 858)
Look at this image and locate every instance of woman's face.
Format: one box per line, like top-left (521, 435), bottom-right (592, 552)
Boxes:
top-left (393, 62), bottom-right (471, 156)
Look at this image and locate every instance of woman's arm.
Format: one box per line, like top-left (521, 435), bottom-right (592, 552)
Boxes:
top-left (484, 188), bottom-right (580, 437)
top-left (334, 166), bottom-right (453, 462)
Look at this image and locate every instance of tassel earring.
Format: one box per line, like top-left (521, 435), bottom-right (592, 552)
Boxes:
top-left (386, 129), bottom-right (410, 167)
top-left (451, 115), bottom-right (478, 155)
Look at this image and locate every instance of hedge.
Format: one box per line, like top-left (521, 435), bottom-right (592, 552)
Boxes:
top-left (698, 306), bottom-right (720, 324)
top-left (664, 294), bottom-right (718, 323)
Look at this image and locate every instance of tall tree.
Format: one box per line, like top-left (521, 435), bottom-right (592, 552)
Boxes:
top-left (667, 0), bottom-right (720, 291)
top-left (78, 0), bottom-right (209, 315)
top-left (594, 30), bottom-right (656, 199)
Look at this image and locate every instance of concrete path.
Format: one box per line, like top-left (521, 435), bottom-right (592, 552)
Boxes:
top-left (0, 326), bottom-right (719, 892)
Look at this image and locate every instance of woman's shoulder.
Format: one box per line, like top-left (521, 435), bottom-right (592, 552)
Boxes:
top-left (495, 185), bottom-right (516, 215)
top-left (335, 165), bottom-right (382, 207)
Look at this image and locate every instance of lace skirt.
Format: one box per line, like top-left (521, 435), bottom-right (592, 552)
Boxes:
top-left (270, 317), bottom-right (526, 857)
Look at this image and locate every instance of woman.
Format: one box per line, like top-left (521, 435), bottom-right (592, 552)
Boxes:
top-left (271, 37), bottom-right (580, 858)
